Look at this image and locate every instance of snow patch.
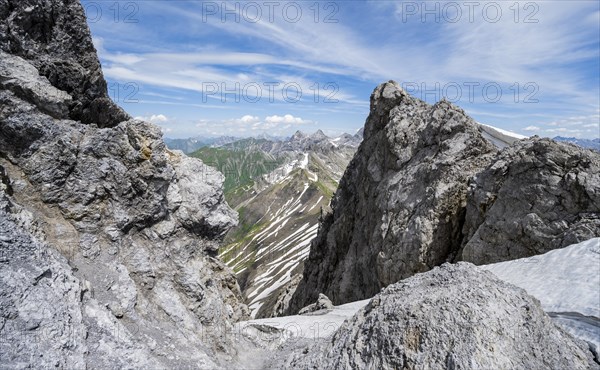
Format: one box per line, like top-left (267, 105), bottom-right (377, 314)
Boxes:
top-left (478, 123), bottom-right (528, 149)
top-left (483, 238), bottom-right (600, 354)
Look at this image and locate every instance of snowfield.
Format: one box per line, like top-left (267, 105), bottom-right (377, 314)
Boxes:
top-left (237, 298), bottom-right (371, 340)
top-left (483, 237), bottom-right (600, 355)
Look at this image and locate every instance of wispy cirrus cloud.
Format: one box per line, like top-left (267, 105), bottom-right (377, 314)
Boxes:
top-left (83, 0), bottom-right (600, 138)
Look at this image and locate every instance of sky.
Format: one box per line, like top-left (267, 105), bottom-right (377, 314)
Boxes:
top-left (81, 0), bottom-right (600, 139)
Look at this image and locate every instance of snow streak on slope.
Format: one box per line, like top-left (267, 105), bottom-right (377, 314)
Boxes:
top-left (483, 238), bottom-right (600, 355)
top-left (220, 163), bottom-right (332, 318)
top-left (220, 141), bottom-right (357, 318)
top-left (260, 152), bottom-right (313, 185)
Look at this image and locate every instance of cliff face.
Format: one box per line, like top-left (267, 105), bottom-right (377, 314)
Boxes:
top-left (288, 81), bottom-right (498, 311)
top-left (288, 81), bottom-right (600, 313)
top-left (0, 1), bottom-right (248, 367)
top-left (0, 0), bottom-right (128, 126)
top-left (459, 137), bottom-right (600, 264)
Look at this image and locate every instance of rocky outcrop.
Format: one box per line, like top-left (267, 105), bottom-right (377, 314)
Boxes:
top-left (0, 190), bottom-right (87, 369)
top-left (288, 80), bottom-right (600, 314)
top-left (0, 0), bottom-right (248, 367)
top-left (0, 0), bottom-right (129, 127)
top-left (288, 81), bottom-right (498, 311)
top-left (459, 138), bottom-right (600, 264)
top-left (285, 263), bottom-right (598, 370)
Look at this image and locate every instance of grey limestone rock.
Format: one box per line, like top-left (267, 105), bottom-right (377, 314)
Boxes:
top-left (0, 0), bottom-right (248, 367)
top-left (459, 137), bottom-right (600, 264)
top-left (289, 81), bottom-right (498, 311)
top-left (0, 0), bottom-right (129, 127)
top-left (298, 293), bottom-right (334, 315)
top-left (285, 263), bottom-right (599, 370)
top-left (289, 80), bottom-right (600, 315)
top-left (0, 51), bottom-right (72, 118)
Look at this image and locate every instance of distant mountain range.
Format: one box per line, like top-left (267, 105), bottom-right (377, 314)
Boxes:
top-left (163, 135), bottom-right (240, 153)
top-left (164, 130), bottom-right (361, 154)
top-left (185, 129), bottom-right (361, 318)
top-left (186, 130), bottom-right (361, 202)
top-left (171, 127), bottom-right (600, 319)
top-left (553, 136), bottom-right (600, 152)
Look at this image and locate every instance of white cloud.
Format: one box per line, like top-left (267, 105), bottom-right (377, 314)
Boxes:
top-left (240, 115), bottom-right (260, 124)
top-left (135, 114), bottom-right (169, 123)
top-left (527, 111), bottom-right (599, 138)
top-left (523, 126), bottom-right (541, 131)
top-left (192, 114), bottom-right (316, 135)
top-left (265, 114), bottom-right (310, 124)
top-left (92, 1), bottom-right (599, 137)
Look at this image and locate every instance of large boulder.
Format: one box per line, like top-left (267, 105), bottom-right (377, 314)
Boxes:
top-left (286, 263), bottom-right (598, 370)
top-left (288, 81), bottom-right (498, 311)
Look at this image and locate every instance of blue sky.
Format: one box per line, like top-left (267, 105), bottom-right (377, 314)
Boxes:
top-left (82, 0), bottom-right (599, 139)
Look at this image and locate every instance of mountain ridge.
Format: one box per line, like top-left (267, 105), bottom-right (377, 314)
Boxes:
top-left (287, 81), bottom-right (600, 314)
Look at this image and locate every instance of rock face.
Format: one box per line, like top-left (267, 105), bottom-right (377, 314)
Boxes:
top-left (0, 0), bottom-right (129, 127)
top-left (288, 80), bottom-right (600, 314)
top-left (0, 0), bottom-right (248, 367)
top-left (288, 81), bottom-right (498, 311)
top-left (286, 263), bottom-right (598, 370)
top-left (459, 138), bottom-right (600, 264)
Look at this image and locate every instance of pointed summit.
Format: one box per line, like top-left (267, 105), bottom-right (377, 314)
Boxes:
top-left (290, 130), bottom-right (306, 141)
top-left (310, 129), bottom-right (329, 141)
top-left (354, 127), bottom-right (364, 139)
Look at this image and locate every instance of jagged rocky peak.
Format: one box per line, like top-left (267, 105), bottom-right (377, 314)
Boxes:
top-left (0, 0), bottom-right (129, 127)
top-left (310, 129), bottom-right (328, 141)
top-left (0, 0), bottom-right (249, 367)
top-left (284, 263), bottom-right (598, 369)
top-left (287, 80), bottom-right (498, 312)
top-left (290, 130), bottom-right (306, 141)
top-left (287, 80), bottom-right (600, 314)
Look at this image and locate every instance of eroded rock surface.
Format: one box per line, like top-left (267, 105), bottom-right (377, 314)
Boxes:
top-left (459, 138), bottom-right (600, 264)
top-left (289, 80), bottom-right (600, 313)
top-left (0, 0), bottom-right (129, 126)
top-left (0, 0), bottom-right (248, 367)
top-left (285, 263), bottom-right (598, 370)
top-left (289, 81), bottom-right (498, 311)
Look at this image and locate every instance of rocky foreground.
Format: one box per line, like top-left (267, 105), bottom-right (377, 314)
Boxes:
top-left (284, 263), bottom-right (596, 369)
top-left (1, 0), bottom-right (599, 368)
top-left (1, 0), bottom-right (247, 368)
